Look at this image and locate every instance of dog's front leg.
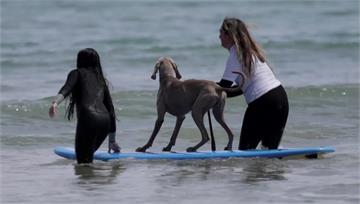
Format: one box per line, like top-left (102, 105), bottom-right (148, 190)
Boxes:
top-left (136, 107), bottom-right (166, 152)
top-left (163, 115), bottom-right (185, 152)
top-left (136, 117), bottom-right (164, 152)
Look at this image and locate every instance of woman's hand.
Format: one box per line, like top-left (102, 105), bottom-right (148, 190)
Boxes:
top-left (49, 102), bottom-right (58, 118)
top-left (108, 141), bottom-right (121, 153)
top-left (108, 132), bottom-right (121, 153)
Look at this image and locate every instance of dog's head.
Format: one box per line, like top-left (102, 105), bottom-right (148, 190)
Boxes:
top-left (151, 57), bottom-right (182, 80)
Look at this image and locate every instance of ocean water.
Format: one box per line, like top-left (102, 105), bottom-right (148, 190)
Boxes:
top-left (1, 0), bottom-right (359, 203)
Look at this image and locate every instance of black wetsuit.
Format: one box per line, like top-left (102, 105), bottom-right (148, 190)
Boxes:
top-left (59, 68), bottom-right (116, 163)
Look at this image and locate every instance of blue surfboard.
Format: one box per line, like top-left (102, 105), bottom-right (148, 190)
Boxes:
top-left (54, 146), bottom-right (335, 161)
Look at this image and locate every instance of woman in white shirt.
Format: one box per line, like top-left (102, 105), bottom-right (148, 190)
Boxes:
top-left (217, 17), bottom-right (289, 150)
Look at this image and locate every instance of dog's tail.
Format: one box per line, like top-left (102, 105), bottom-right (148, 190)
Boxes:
top-left (220, 71), bottom-right (246, 93)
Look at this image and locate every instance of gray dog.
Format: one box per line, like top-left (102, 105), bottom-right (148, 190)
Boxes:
top-left (136, 57), bottom-right (244, 152)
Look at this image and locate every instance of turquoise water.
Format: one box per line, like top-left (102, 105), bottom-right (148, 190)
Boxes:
top-left (1, 1), bottom-right (359, 203)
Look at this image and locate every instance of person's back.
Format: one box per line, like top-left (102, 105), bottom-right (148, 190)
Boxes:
top-left (71, 68), bottom-right (109, 115)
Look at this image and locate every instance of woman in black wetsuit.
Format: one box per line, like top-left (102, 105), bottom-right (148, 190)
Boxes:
top-left (49, 48), bottom-right (120, 163)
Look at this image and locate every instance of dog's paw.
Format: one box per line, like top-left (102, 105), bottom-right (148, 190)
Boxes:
top-left (162, 146), bottom-right (172, 152)
top-left (136, 147), bottom-right (147, 152)
top-left (186, 147), bottom-right (197, 152)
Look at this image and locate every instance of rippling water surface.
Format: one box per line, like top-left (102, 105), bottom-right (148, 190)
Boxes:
top-left (1, 1), bottom-right (359, 203)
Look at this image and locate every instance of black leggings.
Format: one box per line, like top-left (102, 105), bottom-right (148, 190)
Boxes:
top-left (75, 111), bottom-right (110, 163)
top-left (239, 85), bottom-right (289, 150)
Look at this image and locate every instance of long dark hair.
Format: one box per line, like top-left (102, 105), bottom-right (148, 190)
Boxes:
top-left (221, 17), bottom-right (267, 77)
top-left (66, 48), bottom-right (115, 120)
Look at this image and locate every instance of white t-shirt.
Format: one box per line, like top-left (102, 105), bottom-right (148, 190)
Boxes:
top-left (222, 45), bottom-right (281, 104)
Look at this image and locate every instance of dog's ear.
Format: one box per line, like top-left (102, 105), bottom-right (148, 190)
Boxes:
top-left (151, 62), bottom-right (160, 80)
top-left (171, 61), bottom-right (182, 79)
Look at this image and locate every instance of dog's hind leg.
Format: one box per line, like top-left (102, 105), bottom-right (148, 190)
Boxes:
top-left (136, 107), bottom-right (166, 152)
top-left (163, 115), bottom-right (186, 152)
top-left (186, 96), bottom-right (217, 152)
top-left (187, 110), bottom-right (208, 152)
top-left (212, 95), bottom-right (234, 150)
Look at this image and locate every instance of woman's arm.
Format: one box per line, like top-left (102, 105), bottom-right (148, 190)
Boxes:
top-left (103, 85), bottom-right (116, 133)
top-left (49, 70), bottom-right (79, 118)
top-left (217, 79), bottom-right (243, 98)
top-left (103, 85), bottom-right (121, 153)
top-left (217, 79), bottom-right (233, 88)
top-left (58, 69), bottom-right (79, 98)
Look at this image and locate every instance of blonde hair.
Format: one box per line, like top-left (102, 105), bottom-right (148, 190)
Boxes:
top-left (221, 17), bottom-right (267, 77)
